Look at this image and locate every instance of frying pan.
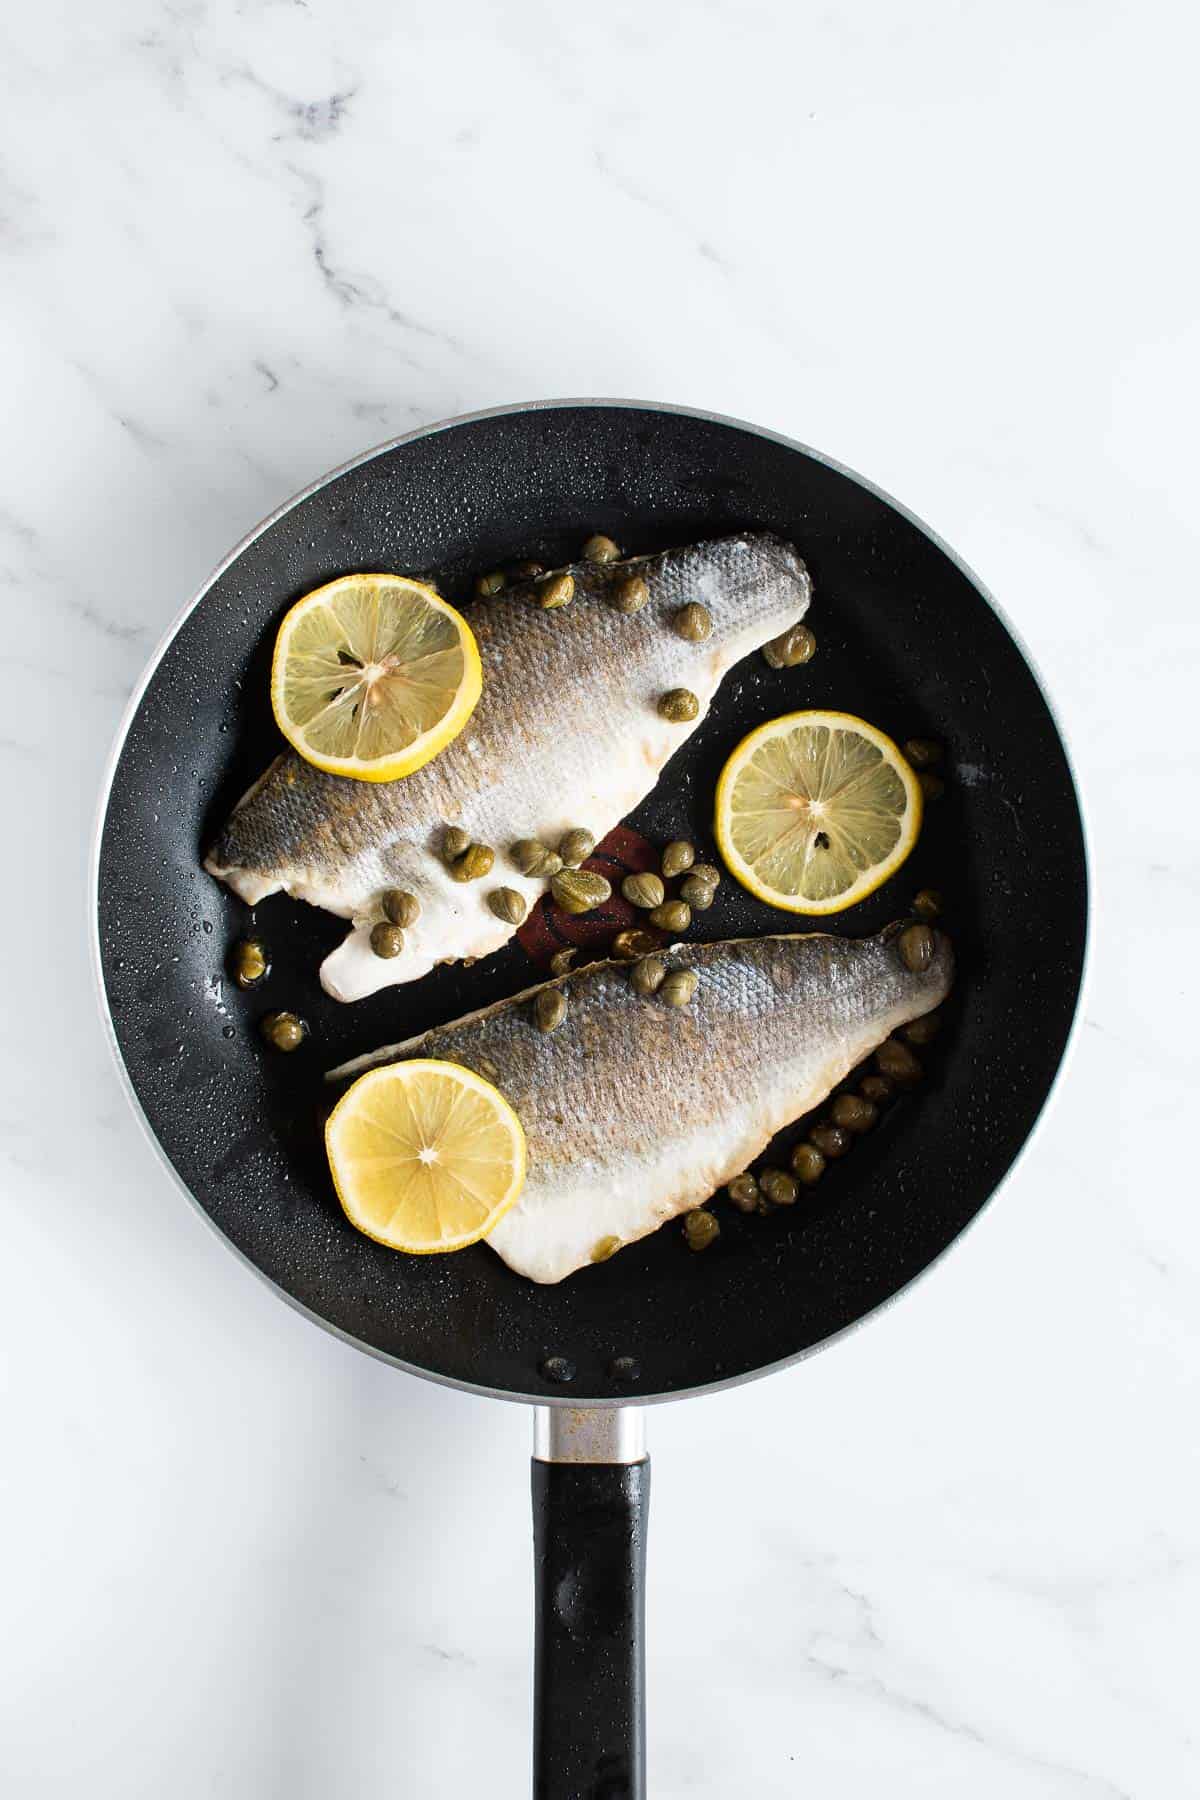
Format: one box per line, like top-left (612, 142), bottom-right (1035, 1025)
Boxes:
top-left (93, 400), bottom-right (1087, 1798)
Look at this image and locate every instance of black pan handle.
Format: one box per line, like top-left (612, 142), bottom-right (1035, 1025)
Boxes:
top-left (532, 1408), bottom-right (649, 1800)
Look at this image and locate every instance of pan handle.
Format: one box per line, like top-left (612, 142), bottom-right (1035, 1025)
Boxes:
top-left (532, 1407), bottom-right (649, 1800)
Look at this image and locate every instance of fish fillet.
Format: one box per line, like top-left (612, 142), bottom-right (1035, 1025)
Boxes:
top-left (205, 534), bottom-right (810, 1001)
top-left (328, 929), bottom-right (953, 1283)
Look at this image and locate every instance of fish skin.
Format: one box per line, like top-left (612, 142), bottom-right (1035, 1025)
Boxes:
top-left (328, 929), bottom-right (953, 1284)
top-left (204, 534), bottom-right (811, 1002)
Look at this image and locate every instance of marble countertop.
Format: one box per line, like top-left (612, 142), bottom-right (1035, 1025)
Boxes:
top-left (4, 2), bottom-right (1197, 1794)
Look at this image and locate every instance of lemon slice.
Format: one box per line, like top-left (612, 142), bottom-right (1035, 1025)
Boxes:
top-left (327, 1059), bottom-right (527, 1254)
top-left (271, 574), bottom-right (482, 781)
top-left (715, 710), bottom-right (922, 914)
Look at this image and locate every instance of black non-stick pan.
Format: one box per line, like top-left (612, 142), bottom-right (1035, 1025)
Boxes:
top-left (93, 401), bottom-right (1087, 1798)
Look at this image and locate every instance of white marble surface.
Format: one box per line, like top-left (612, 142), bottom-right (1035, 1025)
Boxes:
top-left (2, 1), bottom-right (1198, 1794)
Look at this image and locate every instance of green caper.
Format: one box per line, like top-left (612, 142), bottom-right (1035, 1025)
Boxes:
top-left (649, 900), bottom-right (691, 933)
top-left (727, 1173), bottom-right (760, 1213)
top-left (903, 1010), bottom-right (942, 1047)
top-left (629, 954), bottom-right (667, 996)
top-left (549, 947), bottom-right (577, 977)
top-left (450, 843), bottom-right (495, 882)
top-left (511, 838), bottom-right (563, 879)
top-left (876, 1037), bottom-right (922, 1085)
top-left (912, 888), bottom-right (943, 920)
top-left (897, 922), bottom-right (936, 974)
top-left (591, 1235), bottom-right (622, 1263)
top-left (551, 868), bottom-right (611, 915)
top-left (809, 1123), bottom-right (851, 1159)
top-left (487, 887), bottom-right (526, 925)
top-left (622, 872), bottom-right (665, 910)
top-left (474, 570), bottom-right (506, 598)
top-left (918, 772), bottom-right (945, 803)
top-left (231, 937), bottom-right (269, 989)
top-left (760, 1167), bottom-right (798, 1207)
top-left (683, 1209), bottom-right (720, 1251)
top-left (582, 533), bottom-right (621, 563)
top-left (903, 737), bottom-right (942, 769)
top-left (689, 864), bottom-right (721, 889)
top-left (612, 574), bottom-right (648, 614)
top-left (660, 968), bottom-right (698, 1008)
top-left (660, 840), bottom-right (695, 879)
top-left (672, 603), bottom-right (712, 642)
top-left (791, 1142), bottom-right (826, 1185)
top-left (658, 688), bottom-right (700, 723)
top-left (679, 874), bottom-right (715, 910)
top-left (442, 825), bottom-right (471, 862)
top-left (537, 572), bottom-right (575, 610)
top-left (535, 987), bottom-right (568, 1033)
top-left (370, 922), bottom-right (405, 959)
top-left (763, 623), bottom-right (817, 669)
top-left (831, 1093), bottom-right (878, 1134)
top-left (611, 927), bottom-right (659, 961)
top-left (511, 559), bottom-right (545, 579)
top-left (260, 1010), bottom-right (305, 1052)
top-left (559, 828), bottom-right (595, 867)
top-left (381, 888), bottom-right (420, 928)
top-left (859, 1074), bottom-right (894, 1105)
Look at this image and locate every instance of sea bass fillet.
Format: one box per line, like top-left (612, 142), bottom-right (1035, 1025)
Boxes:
top-left (205, 534), bottom-right (810, 1002)
top-left (329, 929), bottom-right (953, 1284)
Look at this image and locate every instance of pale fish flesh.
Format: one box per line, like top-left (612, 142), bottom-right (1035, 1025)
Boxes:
top-left (205, 534), bottom-right (810, 1001)
top-left (328, 929), bottom-right (953, 1284)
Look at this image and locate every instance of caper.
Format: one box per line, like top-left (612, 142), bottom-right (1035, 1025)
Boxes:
top-left (591, 1235), bottom-right (622, 1263)
top-left (897, 922), bottom-right (936, 974)
top-left (549, 947), bottom-right (577, 977)
top-left (622, 871), bottom-right (665, 910)
top-left (369, 922), bottom-right (405, 959)
top-left (859, 1074), bottom-right (894, 1104)
top-left (679, 874), bottom-right (715, 910)
top-left (876, 1037), bottom-right (922, 1085)
top-left (690, 864), bottom-right (721, 889)
top-left (683, 1208), bottom-right (720, 1251)
top-left (559, 828), bottom-right (595, 867)
top-left (511, 838), bottom-right (563, 879)
top-left (649, 899), bottom-right (691, 933)
top-left (511, 559), bottom-right (545, 579)
top-left (661, 840), bottom-right (695, 879)
top-left (760, 1167), bottom-right (799, 1207)
top-left (672, 602), bottom-right (713, 642)
top-left (537, 572), bottom-right (575, 610)
top-left (912, 888), bottom-right (943, 920)
top-left (918, 772), bottom-right (945, 803)
top-left (231, 937), bottom-right (269, 989)
top-left (763, 623), bottom-right (817, 669)
top-left (551, 868), bottom-right (611, 915)
top-left (535, 988), bottom-right (567, 1033)
top-left (381, 888), bottom-right (420, 928)
top-left (727, 1174), bottom-right (760, 1213)
top-left (260, 1010), bottom-right (305, 1052)
top-left (903, 737), bottom-right (942, 769)
top-left (660, 968), bottom-right (698, 1007)
top-left (831, 1093), bottom-right (878, 1134)
top-left (658, 687), bottom-right (700, 723)
top-left (612, 574), bottom-right (648, 614)
top-left (611, 927), bottom-right (658, 961)
top-left (488, 887), bottom-right (527, 925)
top-left (903, 1010), bottom-right (942, 1047)
top-left (474, 570), bottom-right (506, 598)
top-left (582, 533), bottom-right (621, 563)
top-left (450, 843), bottom-right (495, 882)
top-left (442, 825), bottom-right (471, 862)
top-left (808, 1123), bottom-right (851, 1159)
top-left (791, 1142), bottom-right (826, 1185)
top-left (629, 954), bottom-right (667, 996)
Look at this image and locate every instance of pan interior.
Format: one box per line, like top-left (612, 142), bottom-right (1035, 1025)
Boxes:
top-left (96, 405), bottom-right (1087, 1403)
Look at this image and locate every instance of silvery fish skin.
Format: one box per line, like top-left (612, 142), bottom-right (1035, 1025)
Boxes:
top-left (204, 534), bottom-right (810, 1002)
top-left (329, 928), bottom-right (953, 1284)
